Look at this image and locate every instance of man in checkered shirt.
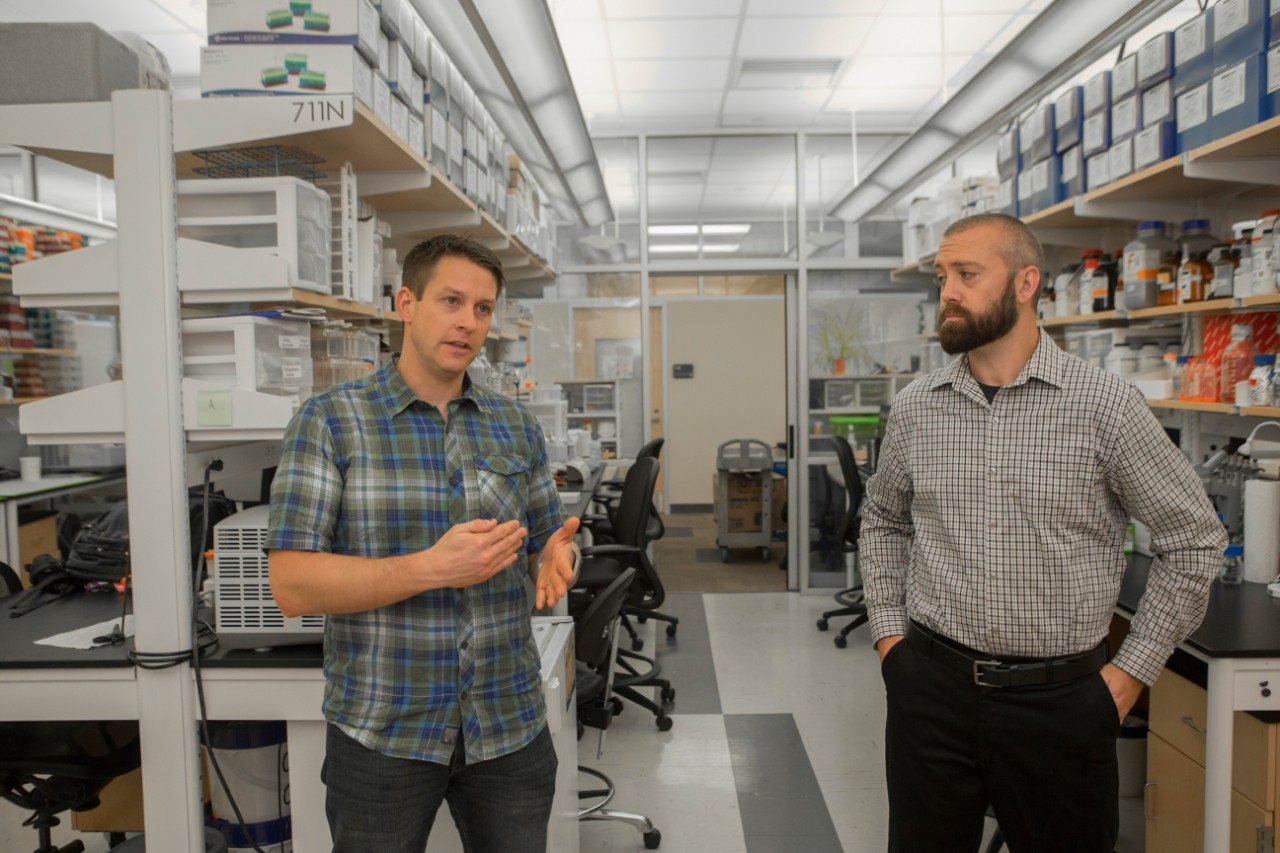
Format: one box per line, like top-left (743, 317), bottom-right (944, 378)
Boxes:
top-left (267, 235), bottom-right (580, 853)
top-left (860, 213), bottom-right (1226, 853)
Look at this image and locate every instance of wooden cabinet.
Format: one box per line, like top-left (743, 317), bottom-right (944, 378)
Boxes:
top-left (1146, 668), bottom-right (1278, 852)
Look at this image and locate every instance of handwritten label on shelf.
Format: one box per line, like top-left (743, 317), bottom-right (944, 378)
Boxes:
top-left (196, 390), bottom-right (233, 428)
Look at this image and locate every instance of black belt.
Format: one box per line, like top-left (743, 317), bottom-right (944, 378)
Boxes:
top-left (905, 622), bottom-right (1109, 688)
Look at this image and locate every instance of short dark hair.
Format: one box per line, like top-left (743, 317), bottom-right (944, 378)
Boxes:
top-left (401, 234), bottom-right (505, 298)
top-left (942, 213), bottom-right (1045, 287)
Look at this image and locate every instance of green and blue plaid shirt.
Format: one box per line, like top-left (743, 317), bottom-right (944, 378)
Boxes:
top-left (267, 356), bottom-right (566, 765)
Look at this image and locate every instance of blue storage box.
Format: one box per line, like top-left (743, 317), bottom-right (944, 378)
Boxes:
top-left (1084, 70), bottom-right (1112, 116)
top-left (1029, 156), bottom-right (1064, 213)
top-left (1060, 146), bottom-right (1084, 198)
top-left (1109, 138), bottom-right (1134, 182)
top-left (1142, 79), bottom-right (1175, 128)
top-left (1086, 151), bottom-right (1111, 191)
top-left (997, 127), bottom-right (1021, 179)
top-left (1083, 111), bottom-right (1111, 156)
top-left (1214, 0), bottom-right (1270, 68)
top-left (1019, 103), bottom-right (1056, 164)
top-left (1055, 86), bottom-right (1084, 152)
top-left (1133, 121), bottom-right (1177, 170)
top-left (1175, 11), bottom-right (1214, 88)
top-left (1112, 93), bottom-right (1142, 142)
top-left (1176, 80), bottom-right (1213, 151)
top-left (1137, 32), bottom-right (1175, 89)
top-left (1113, 53), bottom-right (1139, 100)
top-left (1016, 170), bottom-right (1034, 215)
top-left (1212, 52), bottom-right (1273, 140)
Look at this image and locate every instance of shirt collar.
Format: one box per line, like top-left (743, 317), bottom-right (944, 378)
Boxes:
top-left (378, 355), bottom-right (498, 417)
top-left (929, 327), bottom-right (1065, 394)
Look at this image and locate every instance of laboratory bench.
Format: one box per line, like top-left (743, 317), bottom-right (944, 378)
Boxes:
top-left (1118, 554), bottom-right (1280, 852)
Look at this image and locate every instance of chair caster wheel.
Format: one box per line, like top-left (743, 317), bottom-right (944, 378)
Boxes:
top-left (631, 638), bottom-right (645, 651)
top-left (610, 698), bottom-right (624, 715)
top-left (665, 624), bottom-right (677, 638)
top-left (834, 635), bottom-right (848, 649)
top-left (637, 614), bottom-right (649, 623)
top-left (817, 618), bottom-right (829, 631)
top-left (644, 829), bottom-right (662, 848)
top-left (656, 715), bottom-right (673, 731)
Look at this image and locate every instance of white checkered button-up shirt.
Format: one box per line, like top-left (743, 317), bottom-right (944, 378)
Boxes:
top-left (861, 329), bottom-right (1227, 685)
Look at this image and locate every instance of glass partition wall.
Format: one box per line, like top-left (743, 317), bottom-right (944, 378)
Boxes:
top-left (520, 131), bottom-right (918, 593)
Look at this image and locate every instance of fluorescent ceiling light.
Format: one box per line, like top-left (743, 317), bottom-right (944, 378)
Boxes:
top-left (649, 243), bottom-right (741, 253)
top-left (702, 224), bottom-right (751, 235)
top-left (649, 225), bottom-right (700, 235)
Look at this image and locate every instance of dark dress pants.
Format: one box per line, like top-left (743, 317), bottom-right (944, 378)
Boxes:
top-left (322, 723), bottom-right (558, 853)
top-left (882, 638), bottom-right (1120, 853)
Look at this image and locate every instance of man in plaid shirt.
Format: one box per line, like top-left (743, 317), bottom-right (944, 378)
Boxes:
top-left (267, 235), bottom-right (579, 853)
top-left (861, 213), bottom-right (1225, 853)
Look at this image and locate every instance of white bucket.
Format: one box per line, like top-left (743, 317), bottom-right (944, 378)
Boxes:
top-left (203, 721), bottom-right (292, 853)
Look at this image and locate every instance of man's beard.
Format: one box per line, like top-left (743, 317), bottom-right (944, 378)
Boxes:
top-left (936, 274), bottom-right (1019, 355)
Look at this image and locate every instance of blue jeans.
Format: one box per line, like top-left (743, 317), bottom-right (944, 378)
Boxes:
top-left (322, 724), bottom-right (557, 853)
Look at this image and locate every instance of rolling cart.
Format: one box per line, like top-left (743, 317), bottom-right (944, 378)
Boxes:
top-left (714, 438), bottom-right (774, 563)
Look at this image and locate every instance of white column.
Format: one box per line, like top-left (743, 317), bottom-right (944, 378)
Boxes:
top-left (1202, 658), bottom-right (1234, 852)
top-left (113, 88), bottom-right (206, 852)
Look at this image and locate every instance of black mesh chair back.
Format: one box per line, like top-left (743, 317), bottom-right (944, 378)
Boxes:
top-left (610, 456), bottom-right (660, 553)
top-left (829, 434), bottom-right (865, 549)
top-left (575, 567), bottom-right (637, 675)
top-left (636, 437), bottom-right (664, 462)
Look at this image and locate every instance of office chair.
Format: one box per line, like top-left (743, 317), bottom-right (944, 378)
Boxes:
top-left (571, 457), bottom-right (676, 731)
top-left (0, 720), bottom-right (142, 853)
top-left (574, 566), bottom-right (662, 849)
top-left (812, 435), bottom-right (868, 649)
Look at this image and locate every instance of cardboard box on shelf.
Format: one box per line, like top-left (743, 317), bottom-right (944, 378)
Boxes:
top-left (713, 472), bottom-right (785, 534)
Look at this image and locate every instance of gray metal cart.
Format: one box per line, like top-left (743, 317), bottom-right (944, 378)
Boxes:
top-left (714, 438), bottom-right (774, 563)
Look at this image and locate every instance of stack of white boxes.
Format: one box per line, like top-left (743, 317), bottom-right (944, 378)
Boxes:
top-left (182, 316), bottom-right (315, 411)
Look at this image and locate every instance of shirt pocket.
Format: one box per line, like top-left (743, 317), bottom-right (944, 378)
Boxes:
top-left (474, 453), bottom-right (530, 522)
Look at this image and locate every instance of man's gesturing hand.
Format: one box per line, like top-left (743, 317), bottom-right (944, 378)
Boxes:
top-left (535, 516), bottom-right (582, 610)
top-left (427, 518), bottom-right (528, 588)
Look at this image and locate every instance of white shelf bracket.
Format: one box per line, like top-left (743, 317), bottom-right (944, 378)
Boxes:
top-left (1072, 194), bottom-right (1200, 223)
top-left (176, 238), bottom-right (292, 302)
top-left (173, 95), bottom-right (355, 152)
top-left (1183, 157), bottom-right (1280, 187)
top-left (381, 208), bottom-right (483, 235)
top-left (0, 101), bottom-right (114, 155)
top-left (506, 267), bottom-right (547, 282)
top-left (14, 241), bottom-right (120, 308)
top-left (356, 170), bottom-right (432, 196)
top-left (478, 236), bottom-right (512, 252)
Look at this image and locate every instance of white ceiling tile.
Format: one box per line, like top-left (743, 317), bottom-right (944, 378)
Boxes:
top-left (747, 0), bottom-right (883, 14)
top-left (147, 0), bottom-right (205, 32)
top-left (737, 16), bottom-right (873, 58)
top-left (843, 54), bottom-right (943, 89)
top-left (608, 19), bottom-right (738, 59)
top-left (649, 137), bottom-right (715, 159)
top-left (721, 88), bottom-right (827, 115)
top-left (944, 13), bottom-right (1015, 48)
top-left (619, 89), bottom-right (723, 115)
top-left (943, 0), bottom-right (1029, 12)
top-left (827, 86), bottom-right (939, 111)
top-left (548, 0), bottom-right (603, 19)
top-left (605, 0), bottom-right (743, 17)
top-left (981, 11), bottom-right (1034, 54)
top-left (576, 91), bottom-right (621, 116)
top-left (613, 59), bottom-right (731, 92)
top-left (556, 19), bottom-right (613, 59)
top-left (4, 0), bottom-right (183, 30)
top-left (859, 15), bottom-right (942, 54)
top-left (566, 59), bottom-right (617, 93)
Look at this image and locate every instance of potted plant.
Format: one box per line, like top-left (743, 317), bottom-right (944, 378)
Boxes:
top-left (815, 304), bottom-right (870, 375)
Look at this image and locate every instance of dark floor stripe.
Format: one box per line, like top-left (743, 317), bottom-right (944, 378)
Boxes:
top-left (650, 592), bottom-right (720, 715)
top-left (670, 503), bottom-right (714, 513)
top-left (694, 547), bottom-right (776, 564)
top-left (662, 526), bottom-right (694, 537)
top-left (725, 714), bottom-right (844, 853)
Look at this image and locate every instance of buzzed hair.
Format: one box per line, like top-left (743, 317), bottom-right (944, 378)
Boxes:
top-left (401, 234), bottom-right (505, 299)
top-left (943, 213), bottom-right (1046, 282)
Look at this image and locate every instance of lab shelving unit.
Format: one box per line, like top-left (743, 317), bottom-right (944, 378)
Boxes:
top-left (0, 82), bottom-right (561, 852)
top-left (559, 377), bottom-right (622, 457)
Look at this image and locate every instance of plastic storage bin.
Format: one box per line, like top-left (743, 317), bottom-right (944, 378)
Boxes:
top-left (1113, 53), bottom-right (1139, 100)
top-left (1212, 52), bottom-right (1273, 140)
top-left (1019, 103), bottom-right (1056, 164)
top-left (1213, 0), bottom-right (1270, 68)
top-left (1134, 121), bottom-right (1177, 170)
top-left (1136, 32), bottom-right (1174, 89)
top-left (1083, 110), bottom-right (1111, 157)
top-left (1055, 86), bottom-right (1084, 152)
top-left (1111, 92), bottom-right (1142, 143)
top-left (1029, 156), bottom-right (1063, 213)
top-left (1174, 10), bottom-right (1214, 91)
top-left (182, 316), bottom-right (314, 404)
top-left (176, 176), bottom-right (332, 294)
top-left (1084, 69), bottom-right (1111, 116)
top-left (1176, 80), bottom-right (1213, 152)
top-left (1061, 146), bottom-right (1085, 197)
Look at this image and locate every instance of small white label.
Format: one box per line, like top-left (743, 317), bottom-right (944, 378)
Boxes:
top-left (1087, 153), bottom-right (1111, 188)
top-left (1109, 139), bottom-right (1133, 178)
top-left (1212, 61), bottom-right (1248, 116)
top-left (1138, 35), bottom-right (1169, 82)
top-left (1020, 109), bottom-right (1046, 152)
top-left (1031, 160), bottom-right (1050, 193)
top-left (1269, 46), bottom-right (1280, 95)
top-left (1055, 90), bottom-right (1077, 128)
top-left (1084, 72), bottom-right (1109, 113)
top-left (1214, 0), bottom-right (1249, 41)
top-left (1134, 124), bottom-right (1163, 169)
top-left (1114, 55), bottom-right (1138, 97)
top-left (449, 125), bottom-right (463, 166)
top-left (1176, 83), bottom-right (1210, 129)
top-left (1112, 96), bottom-right (1139, 137)
top-left (1142, 80), bottom-right (1172, 125)
top-left (279, 335), bottom-right (307, 350)
top-left (1175, 15), bottom-right (1208, 65)
top-left (1084, 113), bottom-right (1108, 152)
top-left (1017, 171), bottom-right (1034, 201)
top-left (281, 360), bottom-right (304, 381)
top-left (1062, 147), bottom-right (1080, 182)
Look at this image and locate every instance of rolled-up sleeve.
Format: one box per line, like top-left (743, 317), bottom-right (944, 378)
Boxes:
top-left (267, 398), bottom-right (343, 554)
